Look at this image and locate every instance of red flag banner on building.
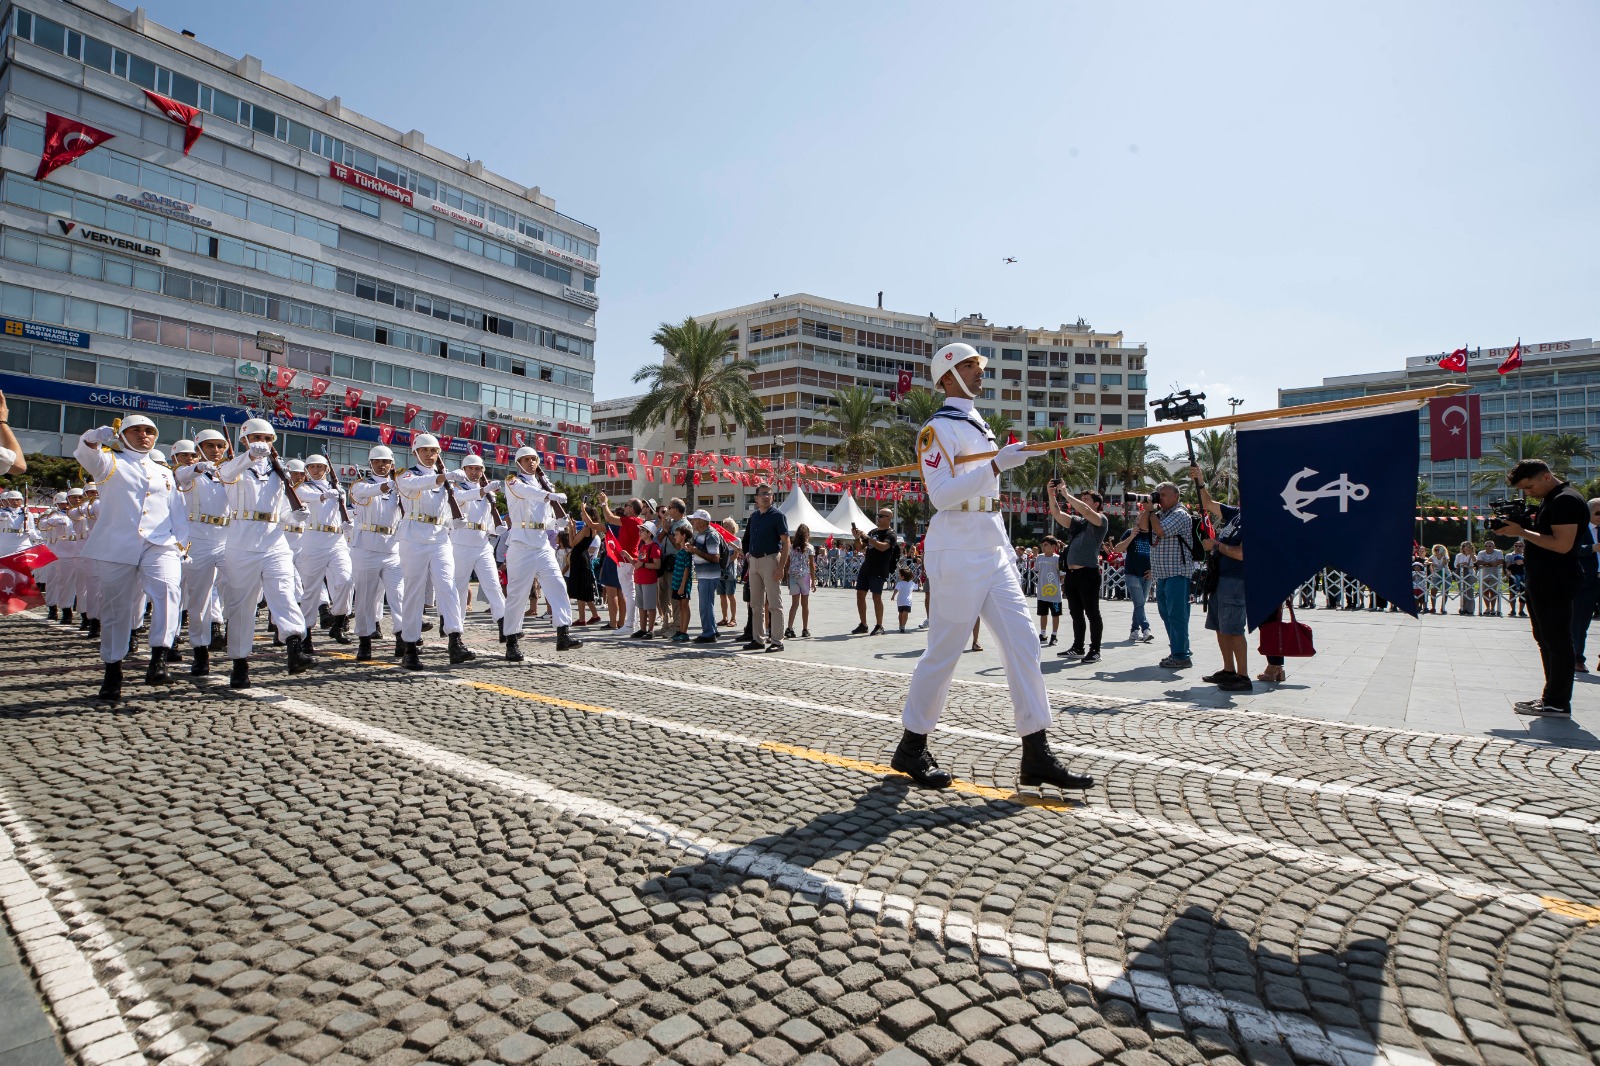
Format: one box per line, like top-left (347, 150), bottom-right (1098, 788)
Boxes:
top-left (557, 437), bottom-right (570, 456)
top-left (459, 416), bottom-right (477, 438)
top-left (309, 377), bottom-right (331, 399)
top-left (543, 454), bottom-right (558, 470)
top-left (625, 463), bottom-right (637, 478)
top-left (344, 386), bottom-right (363, 409)
top-left (375, 396), bottom-right (393, 418)
top-left (598, 445), bottom-right (610, 462)
top-left (379, 424), bottom-right (395, 445)
top-left (0, 545), bottom-right (56, 615)
top-left (307, 410), bottom-right (326, 431)
top-left (439, 435), bottom-right (453, 452)
top-left (1439, 346), bottom-right (1469, 373)
top-left (654, 451), bottom-right (665, 467)
top-left (511, 430), bottom-right (526, 448)
top-left (1429, 395), bottom-right (1482, 462)
top-left (896, 369), bottom-right (913, 398)
top-left (403, 402), bottom-right (421, 424)
top-left (429, 411), bottom-right (447, 433)
top-left (565, 456), bottom-right (578, 473)
top-left (607, 462), bottom-right (619, 477)
top-left (535, 433), bottom-right (548, 451)
top-left (35, 114), bottom-right (115, 182)
top-left (468, 441), bottom-right (483, 457)
top-left (141, 89), bottom-right (203, 154)
top-left (343, 416), bottom-right (359, 436)
top-left (485, 424), bottom-right (501, 444)
top-left (577, 441), bottom-right (590, 459)
top-left (1498, 338), bottom-right (1522, 375)
top-left (276, 365), bottom-right (297, 389)
top-left (494, 444), bottom-right (509, 465)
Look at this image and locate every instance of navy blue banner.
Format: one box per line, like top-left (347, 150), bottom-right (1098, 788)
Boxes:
top-left (1238, 407), bottom-right (1419, 628)
top-left (2, 319), bottom-right (91, 348)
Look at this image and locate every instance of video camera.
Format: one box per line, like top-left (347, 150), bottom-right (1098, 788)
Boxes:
top-left (1151, 390), bottom-right (1207, 423)
top-left (1486, 497), bottom-right (1534, 532)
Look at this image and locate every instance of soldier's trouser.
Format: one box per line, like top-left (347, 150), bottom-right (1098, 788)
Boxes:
top-left (93, 549), bottom-right (181, 664)
top-left (454, 537), bottom-right (506, 622)
top-left (902, 547), bottom-right (1050, 737)
top-left (43, 557), bottom-right (70, 608)
top-left (352, 547), bottom-right (403, 639)
top-left (505, 542), bottom-right (571, 635)
top-left (224, 546), bottom-right (304, 660)
top-left (183, 535), bottom-right (227, 647)
top-left (297, 537), bottom-right (354, 622)
top-left (399, 540), bottom-right (463, 642)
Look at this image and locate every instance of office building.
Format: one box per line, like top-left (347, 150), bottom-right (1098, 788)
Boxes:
top-left (0, 0), bottom-right (598, 477)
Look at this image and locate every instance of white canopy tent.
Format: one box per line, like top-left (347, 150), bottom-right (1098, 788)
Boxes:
top-left (776, 488), bottom-right (851, 539)
top-left (824, 492), bottom-right (877, 537)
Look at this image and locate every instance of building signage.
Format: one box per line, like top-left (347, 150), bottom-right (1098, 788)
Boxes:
top-left (329, 162), bottom-right (414, 206)
top-left (563, 285), bottom-right (598, 309)
top-left (421, 197), bottom-right (599, 278)
top-left (50, 218), bottom-right (165, 259)
top-left (112, 191), bottom-right (213, 228)
top-left (556, 420), bottom-right (591, 436)
top-left (1407, 338), bottom-right (1594, 370)
top-left (3, 318), bottom-right (90, 348)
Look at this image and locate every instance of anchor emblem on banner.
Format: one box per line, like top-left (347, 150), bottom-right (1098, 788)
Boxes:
top-left (1280, 467), bottom-right (1370, 523)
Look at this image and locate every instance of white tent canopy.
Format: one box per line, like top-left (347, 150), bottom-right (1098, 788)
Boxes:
top-left (776, 488), bottom-right (851, 539)
top-left (824, 492), bottom-right (876, 537)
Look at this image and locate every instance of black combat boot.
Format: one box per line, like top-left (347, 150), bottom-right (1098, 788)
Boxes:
top-left (166, 644), bottom-right (183, 663)
top-left (497, 616), bottom-right (508, 644)
top-left (209, 622), bottom-right (226, 652)
top-left (190, 647), bottom-right (210, 677)
top-left (145, 647), bottom-right (172, 686)
top-left (392, 635), bottom-right (405, 658)
top-left (504, 634), bottom-right (524, 662)
top-left (285, 635), bottom-right (310, 675)
top-left (86, 618), bottom-right (100, 640)
top-left (448, 632), bottom-right (476, 664)
top-left (268, 621), bottom-right (283, 646)
top-left (401, 640), bottom-right (423, 671)
top-left (356, 636), bottom-right (373, 662)
top-left (328, 615), bottom-right (351, 644)
top-left (318, 604), bottom-right (332, 630)
top-left (76, 611), bottom-right (87, 629)
top-left (1018, 730), bottom-right (1095, 791)
top-left (47, 606), bottom-right (58, 621)
top-left (890, 730), bottom-right (953, 789)
top-left (97, 660), bottom-right (122, 703)
top-left (555, 625), bottom-right (582, 651)
top-left (61, 607), bottom-right (73, 625)
top-left (302, 629), bottom-right (316, 656)
top-left (230, 658), bottom-right (249, 689)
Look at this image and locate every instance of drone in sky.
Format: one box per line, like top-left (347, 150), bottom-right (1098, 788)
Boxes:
top-left (1002, 257), bottom-right (1018, 264)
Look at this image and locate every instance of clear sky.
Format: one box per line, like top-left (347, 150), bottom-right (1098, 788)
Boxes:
top-left (141, 0), bottom-right (1597, 448)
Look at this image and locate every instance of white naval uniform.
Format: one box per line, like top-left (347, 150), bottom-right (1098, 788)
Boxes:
top-left (902, 397), bottom-right (1050, 737)
top-left (0, 506), bottom-right (37, 556)
top-left (73, 435), bottom-right (187, 662)
top-left (395, 465), bottom-right (465, 642)
top-left (349, 475), bottom-right (404, 639)
top-left (39, 509), bottom-right (74, 608)
top-left (503, 471), bottom-right (572, 634)
top-left (295, 479), bottom-right (354, 626)
top-left (217, 452), bottom-right (307, 660)
top-left (65, 505), bottom-right (90, 615)
top-left (175, 462), bottom-right (232, 647)
top-left (450, 483), bottom-right (507, 625)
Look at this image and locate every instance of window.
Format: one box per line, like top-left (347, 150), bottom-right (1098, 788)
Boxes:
top-left (65, 357), bottom-right (96, 383)
top-left (1101, 374), bottom-right (1122, 386)
top-left (1075, 373), bottom-right (1096, 385)
top-left (185, 378), bottom-right (212, 400)
top-left (1074, 413), bottom-right (1095, 425)
top-left (342, 190), bottom-right (381, 218)
top-left (1001, 348), bottom-right (1023, 361)
top-left (402, 211), bottom-right (436, 239)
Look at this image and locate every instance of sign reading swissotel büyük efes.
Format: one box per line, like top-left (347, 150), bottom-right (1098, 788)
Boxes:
top-left (1238, 405), bottom-right (1420, 628)
top-left (2, 318), bottom-right (90, 348)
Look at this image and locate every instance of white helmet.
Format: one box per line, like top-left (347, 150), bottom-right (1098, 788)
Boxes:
top-left (368, 446), bottom-right (394, 463)
top-left (150, 449), bottom-right (166, 463)
top-left (194, 429), bottom-right (226, 445)
top-left (53, 492), bottom-right (68, 505)
top-left (171, 439), bottom-right (197, 455)
top-left (411, 433), bottom-right (440, 451)
top-left (238, 417), bottom-right (276, 442)
top-left (3, 490), bottom-right (21, 501)
top-left (284, 458), bottom-right (306, 473)
top-left (304, 454), bottom-right (329, 468)
top-left (460, 454), bottom-right (485, 469)
top-left (514, 446), bottom-right (539, 463)
top-left (67, 488), bottom-right (84, 498)
top-left (930, 342), bottom-right (985, 398)
top-left (120, 414), bottom-right (156, 433)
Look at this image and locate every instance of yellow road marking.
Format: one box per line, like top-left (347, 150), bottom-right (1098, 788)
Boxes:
top-left (1541, 896), bottom-right (1600, 925)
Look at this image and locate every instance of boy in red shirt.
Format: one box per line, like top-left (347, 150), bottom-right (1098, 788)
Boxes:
top-left (632, 521), bottom-right (662, 638)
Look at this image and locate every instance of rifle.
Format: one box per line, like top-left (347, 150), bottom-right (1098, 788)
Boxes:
top-left (265, 447), bottom-right (305, 513)
top-left (530, 458), bottom-right (568, 521)
top-left (326, 463), bottom-right (351, 525)
top-left (434, 455), bottom-right (463, 522)
top-left (480, 472), bottom-right (503, 528)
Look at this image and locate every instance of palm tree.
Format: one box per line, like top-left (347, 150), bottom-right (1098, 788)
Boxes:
top-left (1548, 432), bottom-right (1596, 480)
top-left (1190, 429), bottom-right (1236, 494)
top-left (881, 387), bottom-right (943, 465)
top-left (1471, 434), bottom-right (1553, 494)
top-left (824, 385), bottom-right (893, 473)
top-left (629, 317), bottom-right (765, 509)
top-left (1102, 437), bottom-right (1168, 506)
top-left (983, 412), bottom-right (1015, 446)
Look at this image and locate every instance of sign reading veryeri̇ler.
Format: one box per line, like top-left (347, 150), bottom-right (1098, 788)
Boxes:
top-left (328, 162), bottom-right (414, 206)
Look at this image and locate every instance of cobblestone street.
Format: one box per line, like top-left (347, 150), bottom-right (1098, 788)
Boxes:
top-left (3, 601), bottom-right (1598, 1066)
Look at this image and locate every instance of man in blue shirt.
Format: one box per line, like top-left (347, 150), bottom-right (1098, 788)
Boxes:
top-left (743, 484), bottom-right (790, 651)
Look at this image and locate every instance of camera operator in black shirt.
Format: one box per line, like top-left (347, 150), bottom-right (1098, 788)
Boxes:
top-left (1495, 459), bottom-right (1586, 718)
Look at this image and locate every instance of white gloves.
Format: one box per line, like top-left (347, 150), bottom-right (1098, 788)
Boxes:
top-left (447, 469), bottom-right (470, 484)
top-left (193, 461), bottom-right (216, 475)
top-left (993, 442), bottom-right (1030, 472)
top-left (451, 517), bottom-right (470, 530)
top-left (291, 509), bottom-right (310, 524)
top-left (86, 426), bottom-right (117, 446)
top-left (248, 442), bottom-right (271, 459)
top-left (484, 480), bottom-right (502, 493)
top-left (551, 492), bottom-right (568, 505)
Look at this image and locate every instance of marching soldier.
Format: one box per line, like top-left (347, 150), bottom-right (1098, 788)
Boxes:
top-left (450, 453), bottom-right (507, 637)
top-left (395, 434), bottom-right (474, 669)
top-left (62, 487), bottom-right (89, 631)
top-left (73, 415), bottom-right (188, 702)
top-left (348, 445), bottom-right (405, 662)
top-left (891, 343), bottom-right (1094, 793)
top-left (503, 446), bottom-right (582, 660)
top-left (217, 418), bottom-right (311, 688)
top-left (78, 484), bottom-right (103, 637)
top-left (174, 433), bottom-right (232, 676)
top-left (39, 493), bottom-right (73, 621)
top-left (297, 455), bottom-right (354, 651)
top-left (0, 490), bottom-right (36, 555)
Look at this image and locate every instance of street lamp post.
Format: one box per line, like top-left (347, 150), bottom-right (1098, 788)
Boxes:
top-left (1228, 397), bottom-right (1244, 417)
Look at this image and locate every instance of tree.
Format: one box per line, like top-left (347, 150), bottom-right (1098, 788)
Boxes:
top-left (881, 387), bottom-right (943, 466)
top-left (1101, 437), bottom-right (1169, 505)
top-left (1548, 432), bottom-right (1596, 480)
top-left (1471, 434), bottom-right (1553, 495)
top-left (628, 317), bottom-right (764, 509)
top-left (1189, 429), bottom-right (1236, 495)
top-left (1, 453), bottom-right (84, 500)
top-left (983, 412), bottom-right (1016, 446)
top-left (824, 385), bottom-right (894, 473)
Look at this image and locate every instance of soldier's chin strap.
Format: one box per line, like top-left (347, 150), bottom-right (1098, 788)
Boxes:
top-left (940, 368), bottom-right (978, 400)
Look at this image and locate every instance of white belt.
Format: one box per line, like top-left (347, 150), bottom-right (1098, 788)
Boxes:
top-left (953, 498), bottom-right (997, 512)
top-left (409, 513), bottom-right (441, 526)
top-left (193, 514), bottom-right (230, 527)
top-left (239, 510), bottom-right (277, 522)
top-left (361, 524), bottom-right (396, 536)
top-left (310, 523), bottom-right (342, 534)
top-left (519, 521), bottom-right (548, 530)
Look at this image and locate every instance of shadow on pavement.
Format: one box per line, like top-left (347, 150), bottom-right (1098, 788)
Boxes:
top-left (1486, 719), bottom-right (1600, 750)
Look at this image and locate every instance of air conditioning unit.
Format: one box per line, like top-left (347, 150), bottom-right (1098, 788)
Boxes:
top-left (1100, 383), bottom-right (1111, 391)
top-left (1070, 383), bottom-right (1080, 391)
top-left (488, 408), bottom-right (500, 419)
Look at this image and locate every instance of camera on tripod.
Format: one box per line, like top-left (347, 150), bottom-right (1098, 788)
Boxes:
top-left (1486, 497), bottom-right (1534, 532)
top-left (1151, 390), bottom-right (1207, 423)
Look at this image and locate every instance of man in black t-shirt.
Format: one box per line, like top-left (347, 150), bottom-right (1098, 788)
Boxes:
top-left (851, 508), bottom-right (900, 635)
top-left (1496, 459), bottom-right (1585, 718)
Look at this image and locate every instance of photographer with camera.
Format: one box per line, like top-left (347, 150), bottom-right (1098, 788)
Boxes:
top-left (1047, 479), bottom-right (1106, 663)
top-left (1493, 460), bottom-right (1586, 718)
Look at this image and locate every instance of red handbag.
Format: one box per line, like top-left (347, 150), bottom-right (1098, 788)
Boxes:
top-left (1257, 604), bottom-right (1316, 658)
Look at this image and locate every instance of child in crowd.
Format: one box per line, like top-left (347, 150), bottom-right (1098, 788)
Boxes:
top-left (894, 565), bottom-right (916, 632)
top-left (632, 521), bottom-right (661, 639)
top-left (670, 525), bottom-right (694, 642)
top-left (785, 523), bottom-right (817, 639)
top-left (1411, 559), bottom-right (1426, 614)
top-left (1035, 535), bottom-right (1063, 647)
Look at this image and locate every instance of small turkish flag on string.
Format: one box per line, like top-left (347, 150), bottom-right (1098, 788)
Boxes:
top-left (142, 89), bottom-right (203, 154)
top-left (35, 114), bottom-right (115, 181)
top-left (625, 463), bottom-right (637, 478)
top-left (511, 430), bottom-right (526, 448)
top-left (644, 468), bottom-right (656, 482)
top-left (429, 411), bottom-right (447, 433)
top-left (1439, 346), bottom-right (1469, 373)
top-left (343, 416), bottom-right (359, 437)
top-left (577, 440), bottom-right (590, 459)
top-left (1498, 338), bottom-right (1523, 375)
top-left (379, 424), bottom-right (395, 445)
top-left (535, 434), bottom-right (548, 451)
top-left (486, 424), bottom-right (501, 444)
top-left (557, 437), bottom-right (570, 456)
top-left (439, 435), bottom-right (454, 452)
top-left (469, 441), bottom-right (483, 457)
top-left (276, 365), bottom-right (297, 389)
top-left (344, 386), bottom-right (363, 410)
top-left (307, 410), bottom-right (326, 431)
top-left (309, 377), bottom-right (331, 399)
top-left (459, 417), bottom-right (477, 438)
top-left (403, 403), bottom-right (421, 425)
top-left (637, 449), bottom-right (649, 466)
top-left (374, 396), bottom-right (393, 418)
top-left (494, 444), bottom-right (509, 465)
top-left (607, 462), bottom-right (619, 477)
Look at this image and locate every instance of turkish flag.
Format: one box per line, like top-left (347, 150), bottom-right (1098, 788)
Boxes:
top-left (587, 459), bottom-right (598, 475)
top-left (605, 532), bottom-right (622, 563)
top-left (307, 410), bottom-right (326, 431)
top-left (274, 397), bottom-right (294, 419)
top-left (379, 424), bottom-right (395, 445)
top-left (625, 463), bottom-right (636, 478)
top-left (486, 424), bottom-right (501, 444)
top-left (577, 441), bottom-right (590, 459)
top-left (557, 437), bottom-right (570, 456)
top-left (403, 403), bottom-right (421, 424)
top-left (309, 377), bottom-right (331, 399)
top-left (669, 453), bottom-right (682, 467)
top-left (430, 411), bottom-right (447, 433)
top-left (543, 454), bottom-right (558, 470)
top-left (35, 114), bottom-right (115, 182)
top-left (343, 416), bottom-right (359, 436)
top-left (1429, 395), bottom-right (1482, 462)
top-left (607, 462), bottom-right (619, 477)
top-left (276, 365), bottom-right (297, 389)
top-left (495, 444), bottom-right (509, 465)
top-left (142, 89), bottom-right (203, 154)
top-left (375, 396), bottom-right (393, 418)
top-left (1498, 339), bottom-right (1523, 375)
top-left (896, 369), bottom-right (913, 397)
top-left (439, 435), bottom-right (454, 452)
top-left (342, 386), bottom-right (362, 410)
top-left (654, 451), bottom-right (665, 467)
top-left (565, 457), bottom-right (578, 473)
top-left (468, 441), bottom-right (483, 457)
top-left (1439, 346), bottom-right (1469, 373)
top-left (0, 546), bottom-right (56, 614)
top-left (459, 417), bottom-right (476, 438)
top-left (535, 434), bottom-right (548, 451)
top-left (637, 449), bottom-right (648, 466)
top-left (511, 430), bottom-right (526, 448)
top-left (645, 468), bottom-right (656, 482)
top-left (598, 445), bottom-right (609, 462)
